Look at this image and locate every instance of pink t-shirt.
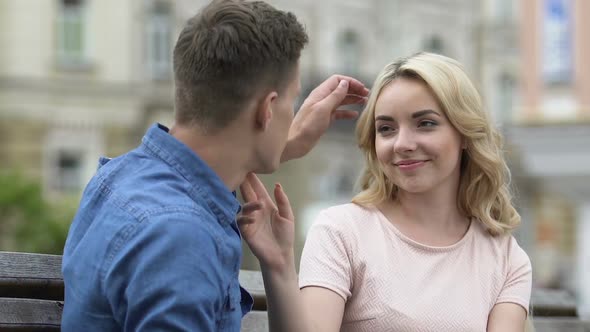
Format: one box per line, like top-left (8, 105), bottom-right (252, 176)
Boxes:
top-left (299, 203), bottom-right (532, 332)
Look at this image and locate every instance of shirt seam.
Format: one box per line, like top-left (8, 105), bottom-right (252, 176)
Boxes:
top-left (99, 195), bottom-right (221, 292)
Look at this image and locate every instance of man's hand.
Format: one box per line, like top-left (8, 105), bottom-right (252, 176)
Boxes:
top-left (238, 173), bottom-right (295, 272)
top-left (281, 75), bottom-right (369, 162)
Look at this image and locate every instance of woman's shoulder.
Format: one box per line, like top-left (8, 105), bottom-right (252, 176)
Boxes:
top-left (317, 203), bottom-right (380, 225)
top-left (470, 220), bottom-right (530, 262)
top-left (309, 203), bottom-right (383, 236)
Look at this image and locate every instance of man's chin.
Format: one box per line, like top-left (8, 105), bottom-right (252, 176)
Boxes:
top-left (252, 161), bottom-right (280, 174)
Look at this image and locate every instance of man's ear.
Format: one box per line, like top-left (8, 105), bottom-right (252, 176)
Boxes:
top-left (255, 91), bottom-right (278, 131)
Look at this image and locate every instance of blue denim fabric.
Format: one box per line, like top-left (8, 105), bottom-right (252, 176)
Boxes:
top-left (62, 123), bottom-right (253, 331)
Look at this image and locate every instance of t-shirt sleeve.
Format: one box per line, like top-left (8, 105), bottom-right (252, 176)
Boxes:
top-left (298, 210), bottom-right (354, 301)
top-left (495, 236), bottom-right (533, 314)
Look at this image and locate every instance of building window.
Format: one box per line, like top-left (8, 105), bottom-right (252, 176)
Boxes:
top-left (56, 0), bottom-right (87, 66)
top-left (55, 150), bottom-right (83, 193)
top-left (338, 30), bottom-right (360, 76)
top-left (146, 2), bottom-right (173, 80)
top-left (542, 0), bottom-right (572, 85)
top-left (495, 0), bottom-right (514, 20)
top-left (43, 127), bottom-right (103, 196)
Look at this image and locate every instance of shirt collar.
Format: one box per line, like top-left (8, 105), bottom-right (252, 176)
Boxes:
top-left (141, 123), bottom-right (240, 224)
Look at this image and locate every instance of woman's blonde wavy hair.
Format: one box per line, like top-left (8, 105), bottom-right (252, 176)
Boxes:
top-left (352, 52), bottom-right (520, 236)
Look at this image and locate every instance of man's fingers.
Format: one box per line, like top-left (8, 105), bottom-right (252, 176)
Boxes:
top-left (332, 75), bottom-right (369, 97)
top-left (316, 79), bottom-right (350, 112)
top-left (274, 183), bottom-right (294, 221)
top-left (341, 94), bottom-right (368, 105)
top-left (305, 75), bottom-right (368, 106)
top-left (331, 110), bottom-right (359, 121)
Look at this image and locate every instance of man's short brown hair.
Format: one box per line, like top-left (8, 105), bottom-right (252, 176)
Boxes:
top-left (173, 0), bottom-right (308, 131)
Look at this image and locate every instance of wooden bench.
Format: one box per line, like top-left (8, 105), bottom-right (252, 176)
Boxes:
top-left (2, 251), bottom-right (590, 332)
top-left (530, 288), bottom-right (590, 332)
top-left (531, 287), bottom-right (579, 317)
top-left (0, 251), bottom-right (268, 331)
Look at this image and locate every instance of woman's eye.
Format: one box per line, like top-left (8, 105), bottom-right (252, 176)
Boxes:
top-left (377, 125), bottom-right (394, 133)
top-left (419, 120), bottom-right (437, 128)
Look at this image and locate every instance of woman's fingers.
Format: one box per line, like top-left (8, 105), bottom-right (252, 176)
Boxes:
top-left (240, 175), bottom-right (257, 203)
top-left (274, 183), bottom-right (294, 221)
top-left (237, 215), bottom-right (256, 227)
top-left (247, 173), bottom-right (273, 202)
top-left (241, 201), bottom-right (262, 215)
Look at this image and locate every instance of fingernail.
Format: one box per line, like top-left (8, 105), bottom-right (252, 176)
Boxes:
top-left (339, 80), bottom-right (348, 88)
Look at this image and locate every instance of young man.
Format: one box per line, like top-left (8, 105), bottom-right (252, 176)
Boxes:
top-left (61, 0), bottom-right (368, 331)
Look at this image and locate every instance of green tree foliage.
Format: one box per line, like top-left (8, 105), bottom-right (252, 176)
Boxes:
top-left (0, 172), bottom-right (75, 254)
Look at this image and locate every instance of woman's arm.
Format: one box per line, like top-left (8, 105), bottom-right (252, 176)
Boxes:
top-left (487, 303), bottom-right (527, 332)
top-left (262, 266), bottom-right (345, 332)
top-left (238, 173), bottom-right (345, 332)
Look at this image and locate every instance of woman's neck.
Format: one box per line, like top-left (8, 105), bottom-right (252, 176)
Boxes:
top-left (379, 188), bottom-right (470, 246)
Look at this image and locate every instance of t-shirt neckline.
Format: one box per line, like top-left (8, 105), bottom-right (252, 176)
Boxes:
top-left (373, 207), bottom-right (474, 252)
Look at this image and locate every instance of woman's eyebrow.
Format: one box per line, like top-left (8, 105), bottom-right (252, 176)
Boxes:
top-left (375, 115), bottom-right (394, 121)
top-left (375, 109), bottom-right (441, 122)
top-left (412, 109), bottom-right (441, 118)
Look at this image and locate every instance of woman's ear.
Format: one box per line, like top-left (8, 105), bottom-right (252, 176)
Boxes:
top-left (255, 91), bottom-right (278, 131)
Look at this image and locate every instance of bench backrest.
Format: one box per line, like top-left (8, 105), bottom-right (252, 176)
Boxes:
top-left (0, 251), bottom-right (267, 331)
top-left (1, 251), bottom-right (587, 332)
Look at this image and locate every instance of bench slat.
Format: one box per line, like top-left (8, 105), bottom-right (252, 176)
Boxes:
top-left (0, 252), bottom-right (268, 307)
top-left (0, 252), bottom-right (62, 279)
top-left (533, 317), bottom-right (590, 332)
top-left (241, 311), bottom-right (268, 332)
top-left (0, 298), bottom-right (269, 332)
top-left (532, 288), bottom-right (578, 317)
top-left (0, 252), bottom-right (64, 301)
top-left (239, 270), bottom-right (267, 311)
top-left (0, 298), bottom-right (62, 331)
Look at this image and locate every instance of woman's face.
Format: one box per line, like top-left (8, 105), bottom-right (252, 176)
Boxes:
top-left (373, 78), bottom-right (464, 196)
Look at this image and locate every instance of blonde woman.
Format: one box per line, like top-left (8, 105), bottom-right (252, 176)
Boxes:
top-left (239, 52), bottom-right (532, 331)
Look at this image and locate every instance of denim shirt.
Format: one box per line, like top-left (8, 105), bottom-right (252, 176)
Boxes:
top-left (62, 123), bottom-right (253, 331)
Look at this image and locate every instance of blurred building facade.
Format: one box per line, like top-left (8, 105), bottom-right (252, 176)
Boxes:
top-left (505, 0), bottom-right (590, 318)
top-left (0, 0), bottom-right (177, 199)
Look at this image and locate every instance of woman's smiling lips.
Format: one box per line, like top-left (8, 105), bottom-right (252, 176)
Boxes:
top-left (394, 159), bottom-right (428, 171)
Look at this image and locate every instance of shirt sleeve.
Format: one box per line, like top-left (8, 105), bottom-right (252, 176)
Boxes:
top-left (298, 210), bottom-right (354, 301)
top-left (103, 213), bottom-right (226, 331)
top-left (495, 236), bottom-right (533, 314)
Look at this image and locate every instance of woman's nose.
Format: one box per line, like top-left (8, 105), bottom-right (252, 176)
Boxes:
top-left (393, 128), bottom-right (417, 153)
